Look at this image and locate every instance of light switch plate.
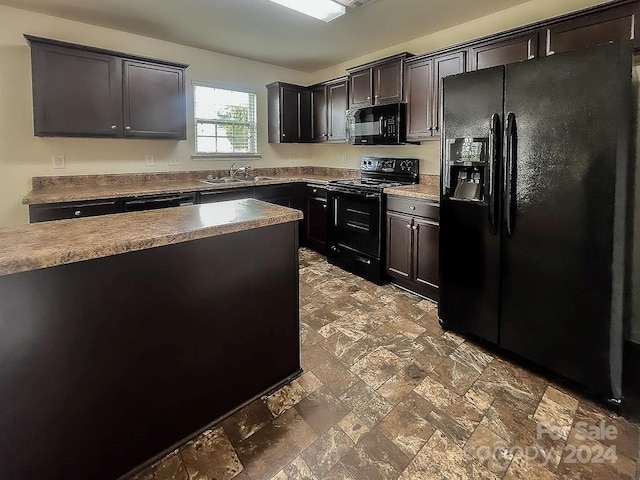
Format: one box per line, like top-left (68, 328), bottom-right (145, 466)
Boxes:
top-left (169, 156), bottom-right (181, 166)
top-left (145, 155), bottom-right (155, 167)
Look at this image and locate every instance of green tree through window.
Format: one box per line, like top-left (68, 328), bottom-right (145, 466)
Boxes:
top-left (194, 85), bottom-right (257, 154)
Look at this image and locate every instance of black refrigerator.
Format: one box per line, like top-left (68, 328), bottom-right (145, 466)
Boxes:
top-left (438, 42), bottom-right (634, 403)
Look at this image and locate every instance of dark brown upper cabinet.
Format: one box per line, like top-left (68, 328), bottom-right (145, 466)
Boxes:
top-left (349, 69), bottom-right (373, 108)
top-left (309, 77), bottom-right (348, 143)
top-left (310, 85), bottom-right (327, 142)
top-left (26, 35), bottom-right (188, 139)
top-left (544, 4), bottom-right (640, 56)
top-left (347, 53), bottom-right (412, 108)
top-left (405, 58), bottom-right (433, 141)
top-left (29, 40), bottom-right (123, 137)
top-left (432, 52), bottom-right (466, 134)
top-left (267, 82), bottom-right (311, 143)
top-left (469, 32), bottom-right (539, 70)
top-left (405, 51), bottom-right (465, 142)
top-left (123, 61), bottom-right (186, 139)
top-left (327, 78), bottom-right (348, 142)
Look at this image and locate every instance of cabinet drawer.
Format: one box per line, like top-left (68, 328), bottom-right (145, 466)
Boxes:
top-left (387, 196), bottom-right (439, 220)
top-left (306, 184), bottom-right (327, 199)
top-left (29, 199), bottom-right (122, 223)
top-left (198, 188), bottom-right (254, 204)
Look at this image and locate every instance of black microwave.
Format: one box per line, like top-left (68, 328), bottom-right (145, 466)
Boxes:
top-left (346, 103), bottom-right (407, 145)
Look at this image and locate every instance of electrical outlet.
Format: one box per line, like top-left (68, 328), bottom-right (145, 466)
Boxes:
top-left (342, 154), bottom-right (347, 164)
top-left (52, 154), bottom-right (65, 169)
top-left (169, 156), bottom-right (181, 166)
top-left (145, 155), bottom-right (155, 167)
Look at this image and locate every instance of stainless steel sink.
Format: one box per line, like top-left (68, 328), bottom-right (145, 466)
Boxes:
top-left (199, 177), bottom-right (248, 185)
top-left (251, 176), bottom-right (278, 181)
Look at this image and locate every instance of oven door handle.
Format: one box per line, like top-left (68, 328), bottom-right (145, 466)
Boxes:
top-left (327, 187), bottom-right (382, 199)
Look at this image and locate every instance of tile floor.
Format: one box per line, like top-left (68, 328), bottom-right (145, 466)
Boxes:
top-left (129, 248), bottom-right (640, 480)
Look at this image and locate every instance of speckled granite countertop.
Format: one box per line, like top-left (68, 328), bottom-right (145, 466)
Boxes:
top-left (0, 199), bottom-right (302, 277)
top-left (22, 175), bottom-right (342, 205)
top-left (384, 184), bottom-right (440, 202)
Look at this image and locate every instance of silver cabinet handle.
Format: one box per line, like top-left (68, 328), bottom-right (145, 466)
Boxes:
top-left (366, 96), bottom-right (371, 100)
top-left (111, 125), bottom-right (117, 130)
top-left (334, 199), bottom-right (339, 226)
top-left (406, 224), bottom-right (411, 229)
top-left (412, 225), bottom-right (418, 230)
top-left (322, 204), bottom-right (327, 209)
top-left (125, 126), bottom-right (131, 130)
top-left (410, 206), bottom-right (416, 210)
top-left (313, 189), bottom-right (317, 193)
top-left (74, 210), bottom-right (81, 216)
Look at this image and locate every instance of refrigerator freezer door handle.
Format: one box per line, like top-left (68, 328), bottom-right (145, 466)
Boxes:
top-left (488, 113), bottom-right (500, 235)
top-left (504, 112), bottom-right (517, 237)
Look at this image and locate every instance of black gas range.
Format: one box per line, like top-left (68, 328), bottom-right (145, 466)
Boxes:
top-left (326, 157), bottom-right (419, 284)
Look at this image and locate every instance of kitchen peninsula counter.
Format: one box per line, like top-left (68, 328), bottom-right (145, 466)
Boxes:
top-left (0, 199), bottom-right (302, 276)
top-left (0, 199), bottom-right (302, 480)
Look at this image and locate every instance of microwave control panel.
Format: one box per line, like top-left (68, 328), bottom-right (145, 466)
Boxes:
top-left (382, 116), bottom-right (397, 138)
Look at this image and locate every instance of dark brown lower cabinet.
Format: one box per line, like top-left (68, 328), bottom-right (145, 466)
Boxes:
top-left (386, 196), bottom-right (439, 301)
top-left (386, 212), bottom-right (413, 278)
top-left (306, 196), bottom-right (327, 253)
top-left (29, 199), bottom-right (122, 222)
top-left (0, 221), bottom-right (300, 480)
top-left (197, 188), bottom-right (255, 204)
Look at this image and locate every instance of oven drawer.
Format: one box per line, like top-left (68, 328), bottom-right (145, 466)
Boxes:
top-left (387, 196), bottom-right (439, 220)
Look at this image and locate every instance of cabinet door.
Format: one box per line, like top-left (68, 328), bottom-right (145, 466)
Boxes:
top-left (413, 217), bottom-right (439, 292)
top-left (281, 85), bottom-right (302, 142)
top-left (545, 8), bottom-right (638, 55)
top-left (327, 81), bottom-right (348, 142)
top-left (374, 59), bottom-right (403, 104)
top-left (405, 59), bottom-right (433, 141)
top-left (350, 69), bottom-right (373, 108)
top-left (311, 86), bottom-right (327, 142)
top-left (386, 212), bottom-right (413, 279)
top-left (432, 52), bottom-right (466, 135)
top-left (123, 61), bottom-right (186, 139)
top-left (470, 33), bottom-right (538, 70)
top-left (307, 198), bottom-right (328, 251)
top-left (30, 43), bottom-right (122, 137)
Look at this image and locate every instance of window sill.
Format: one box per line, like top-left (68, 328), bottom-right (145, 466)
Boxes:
top-left (191, 153), bottom-right (262, 161)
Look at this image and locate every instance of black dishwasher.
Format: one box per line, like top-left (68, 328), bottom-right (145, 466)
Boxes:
top-left (122, 193), bottom-right (196, 212)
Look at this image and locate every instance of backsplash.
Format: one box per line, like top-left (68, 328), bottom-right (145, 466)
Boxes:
top-left (31, 167), bottom-right (438, 190)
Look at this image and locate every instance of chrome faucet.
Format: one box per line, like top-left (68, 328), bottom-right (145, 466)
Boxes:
top-left (229, 162), bottom-right (237, 178)
top-left (231, 164), bottom-right (253, 178)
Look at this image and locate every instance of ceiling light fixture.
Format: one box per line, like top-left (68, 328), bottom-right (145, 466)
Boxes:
top-left (269, 0), bottom-right (346, 22)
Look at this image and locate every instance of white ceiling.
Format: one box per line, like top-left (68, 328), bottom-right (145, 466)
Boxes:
top-left (0, 0), bottom-right (531, 72)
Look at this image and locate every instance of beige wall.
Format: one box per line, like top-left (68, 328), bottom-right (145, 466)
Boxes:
top-left (0, 4), bottom-right (316, 226)
top-left (0, 0), bottom-right (613, 226)
top-left (303, 0), bottom-right (610, 176)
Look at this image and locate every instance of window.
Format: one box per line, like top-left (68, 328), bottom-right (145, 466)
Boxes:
top-left (194, 85), bottom-right (257, 155)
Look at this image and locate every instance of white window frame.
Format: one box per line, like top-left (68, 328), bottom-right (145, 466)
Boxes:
top-left (191, 81), bottom-right (261, 160)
